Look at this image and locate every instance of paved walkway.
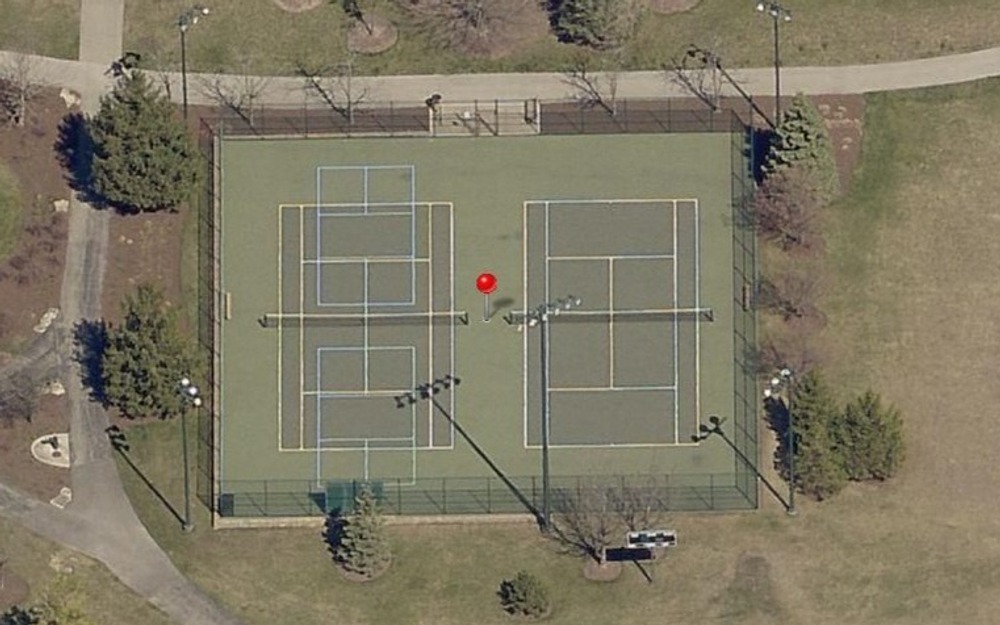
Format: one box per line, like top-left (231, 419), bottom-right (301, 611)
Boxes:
top-left (3, 10), bottom-right (1000, 624)
top-left (4, 45), bottom-right (1000, 106)
top-left (0, 1), bottom-right (248, 624)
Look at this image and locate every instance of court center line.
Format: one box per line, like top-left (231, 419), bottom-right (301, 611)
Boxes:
top-left (672, 199), bottom-right (680, 445)
top-left (694, 199), bottom-right (702, 438)
top-left (547, 254), bottom-right (674, 261)
top-left (427, 203), bottom-right (435, 448)
top-left (544, 201), bottom-right (552, 448)
top-left (547, 386), bottom-right (677, 392)
top-left (363, 258), bottom-right (370, 393)
top-left (302, 257), bottom-right (430, 264)
top-left (449, 203), bottom-right (457, 448)
top-left (277, 205), bottom-right (284, 451)
top-left (522, 202), bottom-right (530, 449)
top-left (608, 258), bottom-right (615, 387)
top-left (299, 204), bottom-right (306, 451)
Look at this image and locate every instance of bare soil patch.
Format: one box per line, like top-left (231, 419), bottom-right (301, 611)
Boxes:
top-left (101, 210), bottom-right (185, 326)
top-left (582, 559), bottom-right (622, 582)
top-left (0, 570), bottom-right (29, 610)
top-left (271, 0), bottom-right (324, 12)
top-left (347, 13), bottom-right (399, 55)
top-left (0, 89), bottom-right (72, 352)
top-left (0, 395), bottom-right (70, 501)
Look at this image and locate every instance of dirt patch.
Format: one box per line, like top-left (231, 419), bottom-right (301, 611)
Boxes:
top-left (0, 570), bottom-right (29, 610)
top-left (271, 0), bottom-right (324, 12)
top-left (101, 210), bottom-right (186, 326)
top-left (713, 552), bottom-right (787, 623)
top-left (648, 0), bottom-right (700, 14)
top-left (815, 95), bottom-right (865, 191)
top-left (0, 89), bottom-right (72, 352)
top-left (346, 13), bottom-right (399, 55)
top-left (0, 394), bottom-right (70, 501)
top-left (582, 559), bottom-right (622, 582)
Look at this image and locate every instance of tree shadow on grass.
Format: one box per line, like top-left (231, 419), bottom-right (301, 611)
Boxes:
top-left (72, 319), bottom-right (108, 407)
top-left (322, 510), bottom-right (345, 563)
top-left (53, 112), bottom-right (126, 213)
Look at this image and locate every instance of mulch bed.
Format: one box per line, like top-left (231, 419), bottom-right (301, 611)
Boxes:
top-left (347, 14), bottom-right (399, 55)
top-left (0, 571), bottom-right (30, 611)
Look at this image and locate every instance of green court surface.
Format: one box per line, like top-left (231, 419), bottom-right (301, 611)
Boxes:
top-left (215, 131), bottom-right (755, 517)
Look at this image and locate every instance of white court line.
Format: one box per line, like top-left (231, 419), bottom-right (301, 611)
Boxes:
top-left (363, 258), bottom-right (370, 392)
top-left (693, 199), bottom-right (702, 438)
top-left (277, 204), bottom-right (284, 450)
top-left (672, 200), bottom-right (679, 445)
top-left (543, 201), bottom-right (552, 451)
top-left (547, 254), bottom-right (674, 261)
top-left (299, 205), bottom-right (306, 451)
top-left (428, 203), bottom-right (435, 448)
top-left (536, 198), bottom-right (700, 205)
top-left (319, 436), bottom-right (415, 443)
top-left (548, 385), bottom-right (676, 392)
top-left (363, 166), bottom-right (369, 210)
top-left (528, 441), bottom-right (701, 450)
top-left (521, 201), bottom-right (530, 449)
top-left (448, 203), bottom-right (457, 448)
top-left (318, 211), bottom-right (416, 218)
top-left (608, 258), bottom-right (614, 387)
top-left (302, 257), bottom-right (429, 265)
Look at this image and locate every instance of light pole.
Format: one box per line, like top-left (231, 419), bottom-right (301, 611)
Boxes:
top-left (764, 368), bottom-right (796, 516)
top-left (509, 295), bottom-right (582, 531)
top-left (693, 415), bottom-right (793, 513)
top-left (178, 377), bottom-right (202, 532)
top-left (178, 5), bottom-right (210, 121)
top-left (755, 1), bottom-right (792, 126)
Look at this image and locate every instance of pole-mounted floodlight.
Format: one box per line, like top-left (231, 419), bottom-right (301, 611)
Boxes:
top-left (764, 367), bottom-right (796, 515)
top-left (511, 295), bottom-right (582, 531)
top-left (755, 1), bottom-right (792, 125)
top-left (177, 6), bottom-right (210, 121)
top-left (178, 376), bottom-right (202, 532)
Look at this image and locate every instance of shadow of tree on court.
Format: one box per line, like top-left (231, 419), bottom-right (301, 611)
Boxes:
top-left (73, 319), bottom-right (109, 407)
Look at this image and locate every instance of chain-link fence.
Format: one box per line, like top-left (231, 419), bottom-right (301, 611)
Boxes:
top-left (198, 98), bottom-right (760, 520)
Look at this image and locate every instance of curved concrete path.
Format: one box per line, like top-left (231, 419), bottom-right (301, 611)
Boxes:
top-left (4, 44), bottom-right (1000, 106)
top-left (3, 4), bottom-right (1000, 623)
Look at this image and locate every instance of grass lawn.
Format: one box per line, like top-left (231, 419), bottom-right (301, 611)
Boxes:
top-left (0, 162), bottom-right (21, 263)
top-left (0, 517), bottom-right (174, 624)
top-left (123, 0), bottom-right (1000, 77)
top-left (115, 76), bottom-right (1000, 624)
top-left (0, 0), bottom-right (79, 59)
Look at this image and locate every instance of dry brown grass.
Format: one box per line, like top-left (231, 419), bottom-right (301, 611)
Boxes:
top-left (113, 81), bottom-right (1000, 625)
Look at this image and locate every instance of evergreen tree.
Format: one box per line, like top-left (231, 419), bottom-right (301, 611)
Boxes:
top-left (89, 70), bottom-right (200, 213)
top-left (790, 370), bottom-right (847, 500)
top-left (102, 284), bottom-right (196, 419)
top-left (766, 93), bottom-right (839, 202)
top-left (549, 0), bottom-right (644, 50)
top-left (498, 570), bottom-right (550, 618)
top-left (336, 484), bottom-right (391, 578)
top-left (833, 390), bottom-right (905, 481)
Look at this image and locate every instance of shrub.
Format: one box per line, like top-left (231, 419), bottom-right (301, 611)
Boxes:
top-left (766, 93), bottom-right (839, 202)
top-left (833, 390), bottom-right (905, 481)
top-left (499, 570), bottom-right (550, 618)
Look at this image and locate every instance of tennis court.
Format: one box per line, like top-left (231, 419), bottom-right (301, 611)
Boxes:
top-left (211, 127), bottom-right (754, 518)
top-left (519, 199), bottom-right (708, 448)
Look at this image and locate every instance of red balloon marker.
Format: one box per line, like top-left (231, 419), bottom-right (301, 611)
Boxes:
top-left (476, 272), bottom-right (498, 322)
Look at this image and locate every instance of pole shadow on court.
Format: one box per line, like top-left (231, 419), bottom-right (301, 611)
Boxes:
top-left (395, 378), bottom-right (545, 528)
top-left (105, 425), bottom-right (187, 528)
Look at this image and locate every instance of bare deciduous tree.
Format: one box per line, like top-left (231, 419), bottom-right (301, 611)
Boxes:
top-left (552, 483), bottom-right (618, 565)
top-left (297, 57), bottom-right (368, 124)
top-left (563, 58), bottom-right (620, 116)
top-left (196, 72), bottom-right (270, 129)
top-left (0, 52), bottom-right (42, 126)
top-left (609, 480), bottom-right (668, 532)
top-left (758, 270), bottom-right (821, 322)
top-left (666, 43), bottom-right (725, 112)
top-left (750, 165), bottom-right (824, 251)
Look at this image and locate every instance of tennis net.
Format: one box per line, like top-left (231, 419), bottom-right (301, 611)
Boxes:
top-left (260, 311), bottom-right (469, 328)
top-left (502, 307), bottom-right (714, 326)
